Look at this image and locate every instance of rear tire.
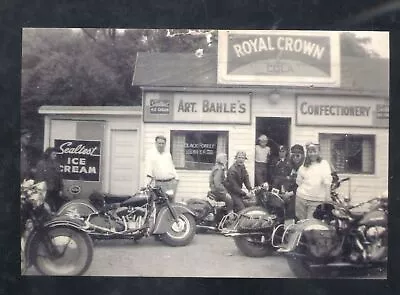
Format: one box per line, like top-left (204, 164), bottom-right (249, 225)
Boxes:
top-left (32, 226), bottom-right (93, 276)
top-left (286, 255), bottom-right (315, 278)
top-left (233, 206), bottom-right (274, 257)
top-left (162, 213), bottom-right (196, 247)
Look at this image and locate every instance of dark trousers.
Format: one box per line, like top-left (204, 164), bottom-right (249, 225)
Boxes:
top-left (46, 190), bottom-right (65, 212)
top-left (212, 192), bottom-right (234, 212)
top-left (231, 194), bottom-right (246, 213)
top-left (255, 162), bottom-right (268, 186)
top-left (285, 195), bottom-right (296, 220)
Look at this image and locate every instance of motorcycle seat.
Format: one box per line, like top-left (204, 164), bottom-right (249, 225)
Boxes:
top-left (349, 209), bottom-right (365, 219)
top-left (103, 194), bottom-right (133, 204)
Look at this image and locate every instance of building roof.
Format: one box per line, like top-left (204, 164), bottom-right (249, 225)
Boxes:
top-left (39, 105), bottom-right (142, 116)
top-left (132, 52), bottom-right (389, 97)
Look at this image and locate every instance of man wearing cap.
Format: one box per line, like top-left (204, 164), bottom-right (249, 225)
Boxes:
top-left (282, 144), bottom-right (305, 226)
top-left (20, 129), bottom-right (33, 180)
top-left (224, 151), bottom-right (252, 212)
top-left (254, 134), bottom-right (270, 186)
top-left (272, 145), bottom-right (292, 190)
top-left (144, 135), bottom-right (179, 202)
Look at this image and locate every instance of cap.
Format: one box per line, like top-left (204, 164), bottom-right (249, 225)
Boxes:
top-left (306, 142), bottom-right (319, 151)
top-left (235, 151), bottom-right (248, 159)
top-left (278, 145), bottom-right (287, 152)
top-left (258, 135), bottom-right (268, 142)
top-left (290, 144), bottom-right (304, 154)
top-left (215, 153), bottom-right (227, 164)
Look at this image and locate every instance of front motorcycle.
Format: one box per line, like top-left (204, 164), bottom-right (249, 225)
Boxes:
top-left (278, 178), bottom-right (388, 278)
top-left (57, 176), bottom-right (197, 247)
top-left (21, 179), bottom-right (94, 276)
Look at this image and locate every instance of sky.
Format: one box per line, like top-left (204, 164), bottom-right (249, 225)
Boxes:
top-left (352, 31), bottom-right (389, 58)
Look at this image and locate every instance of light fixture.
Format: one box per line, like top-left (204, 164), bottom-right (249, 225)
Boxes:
top-left (268, 89), bottom-right (280, 104)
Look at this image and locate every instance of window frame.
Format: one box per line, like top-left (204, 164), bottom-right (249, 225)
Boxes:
top-left (170, 130), bottom-right (229, 171)
top-left (319, 133), bottom-right (376, 175)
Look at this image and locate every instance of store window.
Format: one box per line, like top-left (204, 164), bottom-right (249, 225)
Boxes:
top-left (171, 131), bottom-right (229, 170)
top-left (319, 133), bottom-right (375, 174)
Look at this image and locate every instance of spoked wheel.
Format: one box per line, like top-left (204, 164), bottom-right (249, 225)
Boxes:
top-left (162, 213), bottom-right (196, 247)
top-left (32, 226), bottom-right (93, 276)
top-left (233, 207), bottom-right (274, 257)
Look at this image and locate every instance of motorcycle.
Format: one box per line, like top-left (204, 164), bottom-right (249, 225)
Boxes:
top-left (185, 190), bottom-right (257, 233)
top-left (277, 178), bottom-right (388, 278)
top-left (222, 183), bottom-right (294, 257)
top-left (57, 176), bottom-right (197, 247)
top-left (20, 179), bottom-right (94, 276)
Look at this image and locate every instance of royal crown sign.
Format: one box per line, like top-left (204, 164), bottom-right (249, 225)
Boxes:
top-left (218, 30), bottom-right (341, 87)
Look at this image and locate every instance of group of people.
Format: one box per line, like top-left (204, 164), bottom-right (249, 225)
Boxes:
top-left (22, 130), bottom-right (335, 221)
top-left (209, 134), bottom-right (336, 224)
top-left (20, 129), bottom-right (65, 212)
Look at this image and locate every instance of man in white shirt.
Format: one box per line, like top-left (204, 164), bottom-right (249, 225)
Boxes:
top-left (254, 134), bottom-right (271, 186)
top-left (145, 135), bottom-right (179, 202)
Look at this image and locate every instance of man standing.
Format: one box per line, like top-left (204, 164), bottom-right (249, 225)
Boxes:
top-left (145, 135), bottom-right (179, 202)
top-left (272, 145), bottom-right (293, 190)
top-left (254, 135), bottom-right (270, 186)
top-left (20, 129), bottom-right (32, 181)
top-left (224, 151), bottom-right (252, 212)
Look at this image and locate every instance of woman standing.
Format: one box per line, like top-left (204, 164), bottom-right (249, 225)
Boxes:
top-left (295, 143), bottom-right (332, 220)
top-left (35, 147), bottom-right (64, 212)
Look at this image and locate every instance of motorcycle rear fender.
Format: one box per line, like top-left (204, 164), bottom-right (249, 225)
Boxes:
top-left (24, 220), bottom-right (88, 266)
top-left (278, 219), bottom-right (333, 253)
top-left (153, 204), bottom-right (196, 234)
top-left (57, 200), bottom-right (98, 216)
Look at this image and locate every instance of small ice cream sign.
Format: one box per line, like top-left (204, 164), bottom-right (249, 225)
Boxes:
top-left (55, 139), bottom-right (101, 181)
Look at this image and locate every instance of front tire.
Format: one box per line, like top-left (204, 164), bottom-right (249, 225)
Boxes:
top-left (162, 213), bottom-right (196, 247)
top-left (32, 227), bottom-right (93, 276)
top-left (233, 206), bottom-right (274, 257)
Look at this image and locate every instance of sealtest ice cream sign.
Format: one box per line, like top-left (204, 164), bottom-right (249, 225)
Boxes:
top-left (218, 30), bottom-right (341, 87)
top-left (55, 139), bottom-right (101, 181)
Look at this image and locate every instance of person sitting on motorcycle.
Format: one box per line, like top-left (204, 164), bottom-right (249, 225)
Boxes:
top-left (209, 153), bottom-right (234, 214)
top-left (224, 151), bottom-right (253, 212)
top-left (295, 143), bottom-right (333, 220)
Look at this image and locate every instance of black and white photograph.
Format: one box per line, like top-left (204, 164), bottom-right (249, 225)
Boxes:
top-left (20, 28), bottom-right (389, 279)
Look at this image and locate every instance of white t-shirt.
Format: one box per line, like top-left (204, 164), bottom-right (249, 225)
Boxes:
top-left (144, 147), bottom-right (179, 183)
top-left (255, 145), bottom-right (270, 163)
top-left (296, 159), bottom-right (332, 201)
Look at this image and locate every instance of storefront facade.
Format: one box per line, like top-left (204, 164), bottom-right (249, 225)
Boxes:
top-left (39, 106), bottom-right (142, 199)
top-left (134, 30), bottom-right (389, 203)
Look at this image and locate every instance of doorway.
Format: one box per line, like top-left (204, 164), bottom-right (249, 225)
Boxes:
top-left (255, 117), bottom-right (291, 183)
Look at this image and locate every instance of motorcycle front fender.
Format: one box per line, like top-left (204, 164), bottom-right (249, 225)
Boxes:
top-left (278, 219), bottom-right (332, 253)
top-left (152, 203), bottom-right (196, 234)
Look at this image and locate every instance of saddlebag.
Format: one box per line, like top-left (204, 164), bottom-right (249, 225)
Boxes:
top-left (302, 224), bottom-right (342, 259)
top-left (185, 199), bottom-right (213, 220)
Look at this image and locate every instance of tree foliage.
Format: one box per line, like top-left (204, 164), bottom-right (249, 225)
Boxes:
top-left (21, 28), bottom-right (380, 151)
